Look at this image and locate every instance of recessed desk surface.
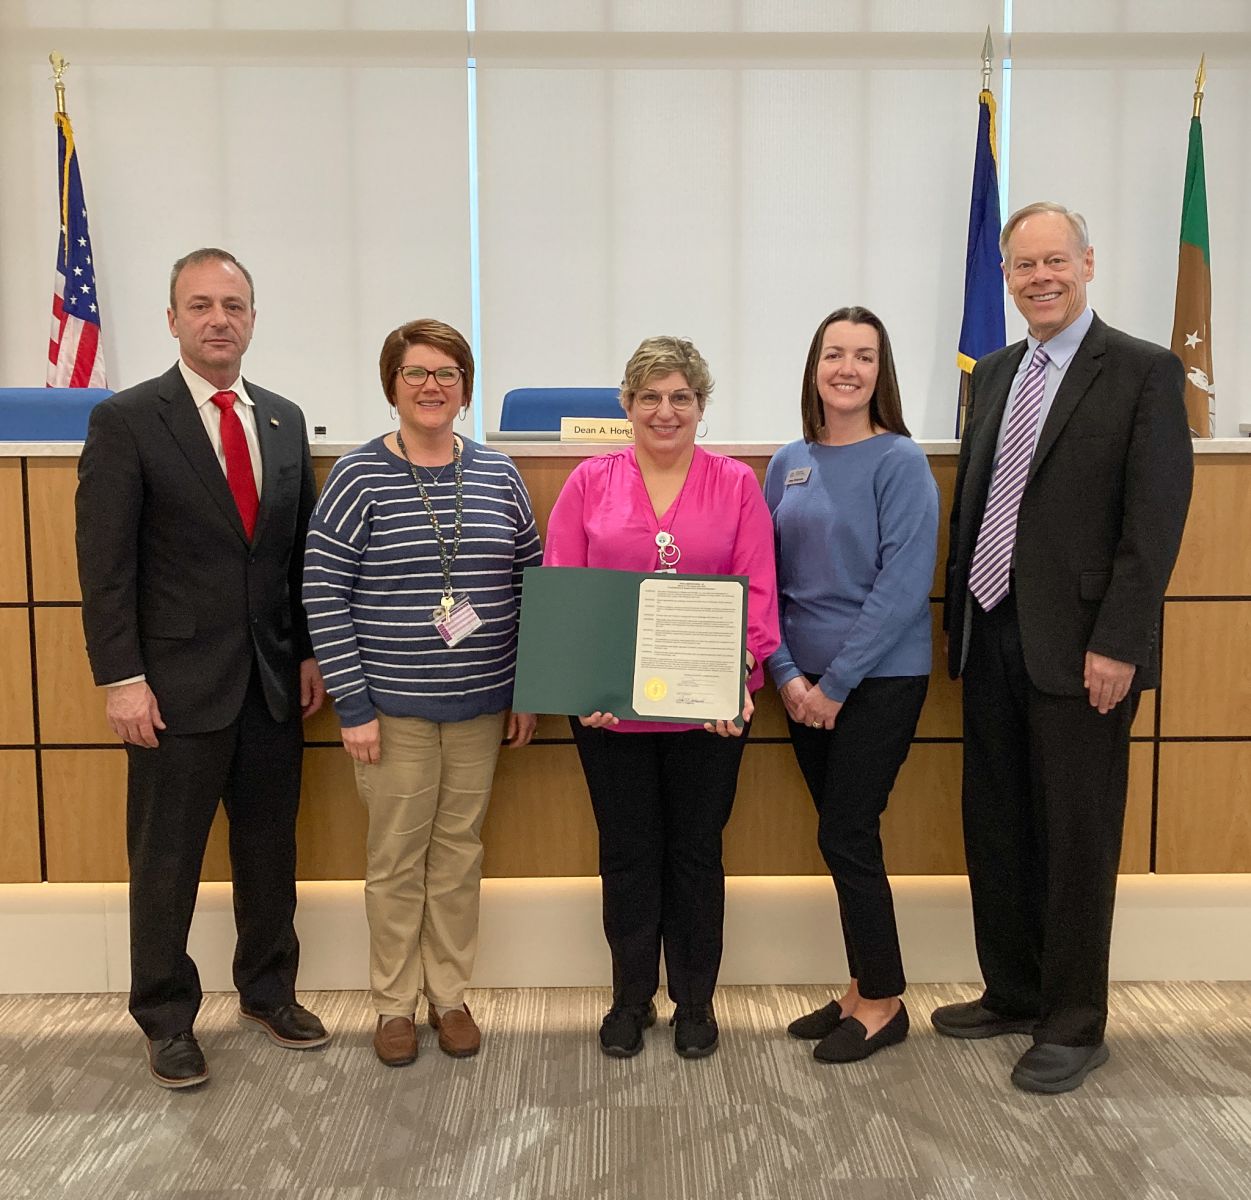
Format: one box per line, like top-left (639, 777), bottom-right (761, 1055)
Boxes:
top-left (1, 439), bottom-right (1249, 883)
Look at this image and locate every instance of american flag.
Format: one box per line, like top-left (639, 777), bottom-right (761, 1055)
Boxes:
top-left (47, 112), bottom-right (106, 387)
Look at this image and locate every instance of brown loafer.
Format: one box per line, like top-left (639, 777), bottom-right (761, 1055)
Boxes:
top-left (428, 1004), bottom-right (481, 1058)
top-left (373, 1015), bottom-right (418, 1067)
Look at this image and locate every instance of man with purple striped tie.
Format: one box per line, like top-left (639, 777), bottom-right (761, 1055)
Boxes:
top-left (934, 203), bottom-right (1193, 1094)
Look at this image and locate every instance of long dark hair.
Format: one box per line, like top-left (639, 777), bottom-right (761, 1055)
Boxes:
top-left (799, 306), bottom-right (910, 442)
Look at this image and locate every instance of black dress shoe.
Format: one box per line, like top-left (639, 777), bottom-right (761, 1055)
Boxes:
top-left (1011, 1041), bottom-right (1109, 1094)
top-left (931, 1000), bottom-right (1036, 1040)
top-left (147, 1031), bottom-right (208, 1089)
top-left (239, 1002), bottom-right (330, 1048)
top-left (814, 1002), bottom-right (909, 1063)
top-left (599, 1000), bottom-right (657, 1058)
top-left (787, 998), bottom-right (845, 1040)
top-left (672, 1003), bottom-right (719, 1059)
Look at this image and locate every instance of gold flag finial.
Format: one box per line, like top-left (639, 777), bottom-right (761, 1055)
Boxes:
top-left (49, 51), bottom-right (69, 115)
top-left (981, 27), bottom-right (994, 92)
top-left (1193, 53), bottom-right (1206, 118)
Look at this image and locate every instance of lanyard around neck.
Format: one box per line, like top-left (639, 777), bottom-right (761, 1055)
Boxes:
top-left (396, 431), bottom-right (463, 601)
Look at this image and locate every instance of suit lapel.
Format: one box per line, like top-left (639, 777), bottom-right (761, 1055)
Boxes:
top-left (248, 384), bottom-right (282, 546)
top-left (156, 365), bottom-right (249, 542)
top-left (1028, 315), bottom-right (1106, 483)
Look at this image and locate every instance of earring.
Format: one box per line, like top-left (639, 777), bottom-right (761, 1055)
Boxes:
top-left (696, 418), bottom-right (708, 439)
top-left (389, 404), bottom-right (397, 422)
top-left (458, 405), bottom-right (469, 422)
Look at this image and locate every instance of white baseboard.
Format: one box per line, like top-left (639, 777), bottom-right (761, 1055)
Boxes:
top-left (1, 874), bottom-right (1249, 994)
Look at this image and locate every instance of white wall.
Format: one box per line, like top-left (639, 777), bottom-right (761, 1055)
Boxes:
top-left (1, 1), bottom-right (1248, 442)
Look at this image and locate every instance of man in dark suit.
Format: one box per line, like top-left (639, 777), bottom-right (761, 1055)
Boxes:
top-left (934, 203), bottom-right (1193, 1093)
top-left (76, 248), bottom-right (329, 1088)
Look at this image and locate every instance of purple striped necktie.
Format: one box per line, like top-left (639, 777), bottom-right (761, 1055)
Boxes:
top-left (968, 345), bottom-right (1051, 612)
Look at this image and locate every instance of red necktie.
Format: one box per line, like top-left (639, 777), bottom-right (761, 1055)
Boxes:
top-left (210, 390), bottom-right (259, 539)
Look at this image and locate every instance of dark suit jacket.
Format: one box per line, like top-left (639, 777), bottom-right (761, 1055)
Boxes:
top-left (76, 363), bottom-right (317, 734)
top-left (945, 313), bottom-right (1193, 695)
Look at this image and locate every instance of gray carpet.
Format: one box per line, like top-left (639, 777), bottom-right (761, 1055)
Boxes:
top-left (2, 984), bottom-right (1250, 1200)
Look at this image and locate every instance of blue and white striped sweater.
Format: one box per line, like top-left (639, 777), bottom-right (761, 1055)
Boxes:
top-left (303, 436), bottom-right (542, 726)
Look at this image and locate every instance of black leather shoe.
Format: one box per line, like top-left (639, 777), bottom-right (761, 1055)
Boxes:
top-left (672, 1003), bottom-right (719, 1059)
top-left (787, 998), bottom-right (845, 1040)
top-left (931, 1000), bottom-right (1036, 1040)
top-left (814, 1001), bottom-right (909, 1063)
top-left (599, 1001), bottom-right (657, 1058)
top-left (147, 1031), bottom-right (208, 1089)
top-left (1011, 1041), bottom-right (1109, 1094)
top-left (239, 1002), bottom-right (330, 1048)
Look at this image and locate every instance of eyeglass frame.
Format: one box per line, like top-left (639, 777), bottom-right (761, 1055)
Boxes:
top-left (628, 387), bottom-right (703, 411)
top-left (395, 365), bottom-right (466, 387)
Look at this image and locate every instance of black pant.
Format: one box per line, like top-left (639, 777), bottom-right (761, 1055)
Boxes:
top-left (125, 664), bottom-right (304, 1039)
top-left (569, 720), bottom-right (750, 1008)
top-left (962, 591), bottom-right (1137, 1046)
top-left (786, 675), bottom-right (928, 999)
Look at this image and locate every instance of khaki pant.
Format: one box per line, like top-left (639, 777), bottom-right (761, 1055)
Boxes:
top-left (355, 710), bottom-right (505, 1016)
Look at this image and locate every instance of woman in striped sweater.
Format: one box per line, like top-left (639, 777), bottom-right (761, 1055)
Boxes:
top-left (303, 319), bottom-right (541, 1067)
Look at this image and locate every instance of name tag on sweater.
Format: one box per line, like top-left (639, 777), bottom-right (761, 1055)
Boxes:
top-left (785, 467), bottom-right (812, 486)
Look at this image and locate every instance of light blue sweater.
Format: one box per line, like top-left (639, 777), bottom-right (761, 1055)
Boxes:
top-left (764, 434), bottom-right (938, 702)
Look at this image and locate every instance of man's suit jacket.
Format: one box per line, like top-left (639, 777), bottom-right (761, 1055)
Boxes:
top-left (76, 363), bottom-right (317, 734)
top-left (945, 313), bottom-right (1193, 695)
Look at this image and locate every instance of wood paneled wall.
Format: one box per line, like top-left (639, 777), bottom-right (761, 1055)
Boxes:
top-left (1, 449), bottom-right (1246, 883)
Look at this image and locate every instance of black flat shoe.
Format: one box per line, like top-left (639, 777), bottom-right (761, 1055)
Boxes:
top-left (930, 999), bottom-right (1036, 1040)
top-left (599, 1001), bottom-right (657, 1058)
top-left (1011, 1041), bottom-right (1109, 1094)
top-left (239, 1002), bottom-right (330, 1048)
top-left (814, 1002), bottom-right (909, 1063)
top-left (147, 1031), bottom-right (208, 1089)
top-left (672, 1003), bottom-right (719, 1059)
top-left (787, 998), bottom-right (845, 1040)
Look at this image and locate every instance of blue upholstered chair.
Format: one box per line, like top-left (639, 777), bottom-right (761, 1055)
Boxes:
top-left (0, 388), bottom-right (113, 440)
top-left (498, 387), bottom-right (622, 432)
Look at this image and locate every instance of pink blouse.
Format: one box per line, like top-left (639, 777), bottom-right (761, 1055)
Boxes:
top-left (543, 446), bottom-right (780, 733)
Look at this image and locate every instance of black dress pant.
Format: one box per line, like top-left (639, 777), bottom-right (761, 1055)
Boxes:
top-left (786, 675), bottom-right (928, 999)
top-left (125, 664), bottom-right (304, 1039)
top-left (962, 591), bottom-right (1137, 1047)
top-left (570, 720), bottom-right (750, 1008)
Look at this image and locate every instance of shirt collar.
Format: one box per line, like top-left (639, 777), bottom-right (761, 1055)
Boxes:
top-left (1025, 305), bottom-right (1094, 370)
top-left (179, 359), bottom-right (253, 411)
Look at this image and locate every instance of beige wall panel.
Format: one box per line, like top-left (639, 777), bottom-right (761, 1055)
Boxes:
top-left (1132, 692), bottom-right (1155, 739)
top-left (35, 607), bottom-right (117, 745)
top-left (0, 460), bottom-right (27, 602)
top-left (26, 460), bottom-right (80, 602)
top-left (0, 608), bottom-right (34, 744)
top-left (929, 456), bottom-right (957, 597)
top-left (881, 743), bottom-right (966, 875)
top-left (295, 747), bottom-right (366, 879)
top-left (517, 459), bottom-right (578, 543)
top-left (1170, 457), bottom-right (1251, 596)
top-left (302, 701), bottom-right (343, 745)
top-left (482, 744), bottom-right (598, 878)
top-left (1156, 743), bottom-right (1251, 874)
top-left (725, 744), bottom-right (825, 875)
top-left (1160, 602), bottom-right (1251, 737)
top-left (916, 603), bottom-right (962, 738)
top-left (0, 751), bottom-right (41, 881)
top-left (1120, 744), bottom-right (1153, 874)
top-left (43, 749), bottom-right (128, 881)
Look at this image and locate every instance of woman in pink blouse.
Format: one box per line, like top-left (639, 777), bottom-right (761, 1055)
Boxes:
top-left (544, 336), bottom-right (779, 1060)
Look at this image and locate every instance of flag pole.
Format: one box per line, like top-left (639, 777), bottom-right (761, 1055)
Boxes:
top-left (50, 51), bottom-right (69, 116)
top-left (982, 26), bottom-right (993, 92)
top-left (1192, 53), bottom-right (1206, 118)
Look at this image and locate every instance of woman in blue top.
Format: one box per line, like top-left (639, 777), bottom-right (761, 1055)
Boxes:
top-left (765, 306), bottom-right (938, 1064)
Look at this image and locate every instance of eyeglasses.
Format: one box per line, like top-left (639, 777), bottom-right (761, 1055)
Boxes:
top-left (632, 389), bottom-right (699, 411)
top-left (396, 365), bottom-right (465, 387)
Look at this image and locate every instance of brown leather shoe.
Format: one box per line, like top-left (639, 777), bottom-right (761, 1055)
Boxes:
top-left (428, 1004), bottom-right (481, 1058)
top-left (373, 1015), bottom-right (418, 1067)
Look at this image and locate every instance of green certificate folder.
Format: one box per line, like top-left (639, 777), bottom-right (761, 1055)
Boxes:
top-left (513, 566), bottom-right (749, 724)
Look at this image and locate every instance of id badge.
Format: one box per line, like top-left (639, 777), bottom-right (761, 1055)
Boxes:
top-left (431, 592), bottom-right (483, 647)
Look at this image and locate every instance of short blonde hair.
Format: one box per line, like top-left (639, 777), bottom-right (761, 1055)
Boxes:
top-left (1000, 201), bottom-right (1090, 261)
top-left (619, 336), bottom-right (714, 413)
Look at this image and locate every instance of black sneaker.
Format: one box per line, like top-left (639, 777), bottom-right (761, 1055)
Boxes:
top-left (599, 1001), bottom-right (657, 1057)
top-left (672, 1003), bottom-right (719, 1058)
top-left (787, 998), bottom-right (845, 1041)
